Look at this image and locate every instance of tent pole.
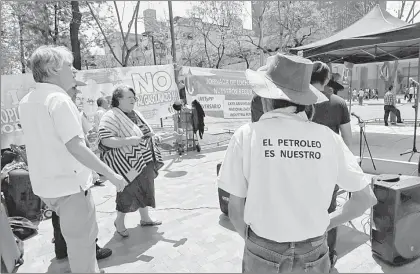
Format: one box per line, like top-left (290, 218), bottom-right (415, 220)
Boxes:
top-left (416, 45), bottom-right (420, 174)
top-left (347, 63), bottom-right (354, 114)
top-left (407, 62), bottom-right (411, 89)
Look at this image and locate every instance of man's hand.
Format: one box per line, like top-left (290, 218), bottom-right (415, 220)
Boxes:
top-left (125, 136), bottom-right (143, 146)
top-left (107, 173), bottom-right (128, 192)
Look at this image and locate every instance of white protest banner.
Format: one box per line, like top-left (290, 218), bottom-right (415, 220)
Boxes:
top-left (1, 74), bottom-right (36, 149)
top-left (76, 64), bottom-right (179, 122)
top-left (1, 64), bottom-right (179, 149)
top-left (181, 67), bottom-right (253, 119)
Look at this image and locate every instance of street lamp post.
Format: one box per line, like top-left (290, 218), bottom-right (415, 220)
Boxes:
top-left (151, 35), bottom-right (157, 66)
top-left (143, 31), bottom-right (163, 128)
top-left (168, 1), bottom-right (177, 64)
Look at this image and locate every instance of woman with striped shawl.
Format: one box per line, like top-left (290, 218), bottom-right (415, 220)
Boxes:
top-left (98, 85), bottom-right (164, 237)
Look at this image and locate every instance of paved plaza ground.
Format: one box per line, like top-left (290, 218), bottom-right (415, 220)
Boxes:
top-left (16, 100), bottom-right (420, 273)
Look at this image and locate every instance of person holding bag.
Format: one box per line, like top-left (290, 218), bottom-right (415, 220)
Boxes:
top-left (98, 85), bottom-right (164, 238)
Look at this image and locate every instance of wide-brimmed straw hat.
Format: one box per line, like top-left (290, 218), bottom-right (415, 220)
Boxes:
top-left (245, 54), bottom-right (328, 105)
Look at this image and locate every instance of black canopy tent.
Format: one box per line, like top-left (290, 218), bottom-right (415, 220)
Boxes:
top-left (289, 5), bottom-right (420, 64)
top-left (290, 23), bottom-right (420, 64)
top-left (290, 5), bottom-right (420, 166)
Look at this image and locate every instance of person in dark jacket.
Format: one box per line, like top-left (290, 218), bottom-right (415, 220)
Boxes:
top-left (192, 99), bottom-right (205, 139)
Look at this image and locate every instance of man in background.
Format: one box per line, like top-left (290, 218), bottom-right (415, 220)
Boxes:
top-left (408, 82), bottom-right (415, 102)
top-left (352, 88), bottom-right (358, 102)
top-left (305, 61), bottom-right (352, 268)
top-left (93, 97), bottom-right (110, 131)
top-left (358, 88), bottom-right (364, 105)
top-left (384, 86), bottom-right (404, 126)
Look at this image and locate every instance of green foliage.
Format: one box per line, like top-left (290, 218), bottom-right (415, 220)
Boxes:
top-left (1, 1), bottom-right (115, 74)
top-left (185, 1), bottom-right (245, 68)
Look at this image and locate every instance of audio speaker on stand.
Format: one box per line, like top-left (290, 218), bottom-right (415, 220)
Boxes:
top-left (371, 175), bottom-right (420, 266)
top-left (217, 163), bottom-right (229, 215)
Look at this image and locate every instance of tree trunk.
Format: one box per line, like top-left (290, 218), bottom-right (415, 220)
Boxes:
top-left (53, 3), bottom-right (59, 44)
top-left (277, 1), bottom-right (283, 52)
top-left (70, 1), bottom-right (82, 70)
top-left (43, 4), bottom-right (49, 44)
top-left (18, 15), bottom-right (26, 73)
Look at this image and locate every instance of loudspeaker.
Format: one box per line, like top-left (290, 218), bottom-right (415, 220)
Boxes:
top-left (217, 163), bottom-right (229, 215)
top-left (5, 170), bottom-right (43, 221)
top-left (371, 175), bottom-right (420, 266)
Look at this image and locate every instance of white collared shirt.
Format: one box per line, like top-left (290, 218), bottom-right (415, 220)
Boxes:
top-left (218, 107), bottom-right (370, 242)
top-left (18, 83), bottom-right (92, 198)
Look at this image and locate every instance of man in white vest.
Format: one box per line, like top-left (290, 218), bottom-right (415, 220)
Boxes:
top-left (218, 54), bottom-right (377, 273)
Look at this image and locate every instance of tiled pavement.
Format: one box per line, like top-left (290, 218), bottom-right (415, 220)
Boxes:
top-left (18, 146), bottom-right (244, 273)
top-left (17, 146), bottom-right (420, 273)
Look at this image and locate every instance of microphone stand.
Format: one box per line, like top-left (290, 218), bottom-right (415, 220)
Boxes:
top-left (355, 115), bottom-right (376, 170)
top-left (400, 82), bottom-right (419, 163)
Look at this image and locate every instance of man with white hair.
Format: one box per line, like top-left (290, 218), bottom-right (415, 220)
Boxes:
top-left (19, 45), bottom-right (128, 273)
top-left (218, 54), bottom-right (377, 273)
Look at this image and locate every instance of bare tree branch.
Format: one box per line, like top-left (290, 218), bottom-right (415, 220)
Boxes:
top-left (86, 1), bottom-right (123, 66)
top-left (409, 9), bottom-right (420, 23)
top-left (123, 1), bottom-right (140, 45)
top-left (405, 0), bottom-right (417, 22)
top-left (399, 0), bottom-right (407, 19)
top-left (113, 1), bottom-right (128, 51)
top-left (123, 5), bottom-right (140, 66)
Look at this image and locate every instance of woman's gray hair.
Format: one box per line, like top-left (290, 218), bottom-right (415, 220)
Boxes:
top-left (29, 46), bottom-right (74, 83)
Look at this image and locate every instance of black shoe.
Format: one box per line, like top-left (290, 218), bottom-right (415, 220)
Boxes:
top-left (385, 123), bottom-right (389, 126)
top-left (397, 121), bottom-right (404, 124)
top-left (96, 247), bottom-right (112, 260)
top-left (55, 246), bottom-right (112, 260)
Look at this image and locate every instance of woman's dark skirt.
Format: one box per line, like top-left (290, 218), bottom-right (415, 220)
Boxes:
top-left (116, 163), bottom-right (156, 213)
